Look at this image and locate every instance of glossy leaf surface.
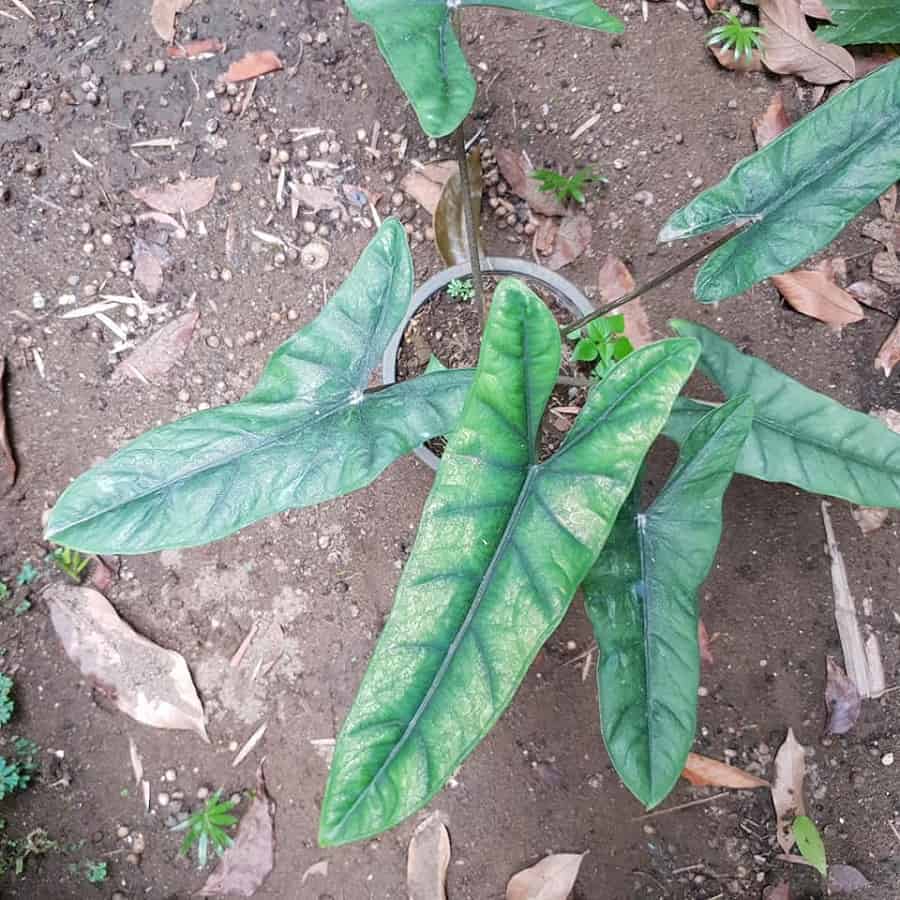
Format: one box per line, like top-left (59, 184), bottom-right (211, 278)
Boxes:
top-left (659, 59), bottom-right (900, 301)
top-left (46, 220), bottom-right (469, 554)
top-left (434, 150), bottom-right (484, 266)
top-left (319, 280), bottom-right (699, 845)
top-left (666, 320), bottom-right (900, 508)
top-left (347, 0), bottom-right (622, 137)
top-left (584, 396), bottom-right (752, 808)
top-left (817, 1), bottom-right (900, 45)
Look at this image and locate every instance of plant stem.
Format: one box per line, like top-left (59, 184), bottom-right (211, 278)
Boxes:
top-left (450, 10), bottom-right (486, 329)
top-left (561, 225), bottom-right (749, 337)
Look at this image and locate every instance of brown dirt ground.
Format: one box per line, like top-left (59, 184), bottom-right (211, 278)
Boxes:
top-left (1, 1), bottom-right (898, 898)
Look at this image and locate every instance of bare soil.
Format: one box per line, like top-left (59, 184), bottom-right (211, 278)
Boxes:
top-left (1, 1), bottom-right (898, 899)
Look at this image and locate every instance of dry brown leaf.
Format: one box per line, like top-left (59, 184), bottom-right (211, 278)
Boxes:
top-left (546, 213), bottom-right (591, 271)
top-left (827, 864), bottom-right (871, 893)
top-left (407, 812), bottom-right (450, 900)
top-left (225, 50), bottom-right (283, 83)
top-left (45, 583), bottom-right (208, 740)
top-left (88, 556), bottom-right (116, 594)
top-left (301, 860), bottom-right (328, 884)
top-left (710, 45), bottom-right (764, 73)
top-left (682, 752), bottom-right (769, 789)
top-left (495, 148), bottom-right (567, 217)
top-left (114, 309), bottom-right (198, 383)
top-left (130, 175), bottom-right (217, 215)
top-left (759, 0), bottom-right (855, 85)
top-left (875, 318), bottom-right (900, 377)
top-left (0, 358), bottom-right (15, 495)
top-left (532, 216), bottom-right (559, 259)
top-left (816, 255), bottom-right (848, 286)
top-left (167, 38), bottom-right (223, 59)
top-left (151, 0), bottom-right (192, 43)
top-left (772, 729), bottom-right (806, 853)
top-left (506, 853), bottom-right (586, 900)
top-left (199, 765), bottom-right (275, 896)
top-left (402, 162), bottom-right (457, 216)
top-left (698, 619), bottom-right (715, 666)
top-left (132, 240), bottom-right (166, 299)
top-left (597, 255), bottom-right (653, 347)
top-left (289, 183), bottom-right (342, 215)
top-left (852, 504), bottom-right (890, 534)
top-left (847, 280), bottom-right (890, 308)
top-left (873, 250), bottom-right (900, 287)
top-left (799, 0), bottom-right (831, 17)
top-left (772, 270), bottom-right (864, 326)
top-left (863, 218), bottom-right (900, 252)
top-left (879, 184), bottom-right (898, 222)
top-left (753, 92), bottom-right (792, 149)
top-left (825, 655), bottom-right (862, 735)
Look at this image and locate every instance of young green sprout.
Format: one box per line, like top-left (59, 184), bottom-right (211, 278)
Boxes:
top-left (569, 314), bottom-right (634, 378)
top-left (706, 11), bottom-right (764, 60)
top-left (51, 546), bottom-right (90, 583)
top-left (530, 167), bottom-right (606, 206)
top-left (446, 278), bottom-right (475, 302)
top-left (172, 790), bottom-right (239, 868)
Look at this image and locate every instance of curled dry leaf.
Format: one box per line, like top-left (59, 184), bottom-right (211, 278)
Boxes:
top-left (132, 238), bottom-right (168, 299)
top-left (759, 0), bottom-right (855, 85)
top-left (879, 184), bottom-right (898, 222)
top-left (199, 765), bottom-right (275, 897)
top-left (301, 859), bottom-right (328, 884)
top-left (225, 50), bottom-right (283, 83)
top-left (289, 182), bottom-right (342, 215)
top-left (167, 38), bottom-right (223, 59)
top-left (113, 309), bottom-right (199, 384)
top-left (402, 162), bottom-right (457, 216)
top-left (698, 619), bottom-right (715, 666)
top-left (545, 213), bottom-right (591, 271)
top-left (847, 280), bottom-right (889, 308)
top-left (710, 45), bottom-right (764, 73)
top-left (45, 583), bottom-right (208, 740)
top-left (0, 358), bottom-right (15, 495)
top-left (532, 216), bottom-right (559, 260)
top-left (827, 863), bottom-right (871, 894)
top-left (753, 92), bottom-right (792, 150)
top-left (130, 175), bottom-right (217, 214)
top-left (597, 254), bottom-right (653, 347)
top-left (875, 318), bottom-right (900, 377)
top-left (434, 151), bottom-right (484, 267)
top-left (682, 752), bottom-right (769, 789)
top-left (873, 250), bottom-right (900, 287)
top-left (407, 812), bottom-right (451, 900)
top-left (495, 148), bottom-right (567, 218)
top-left (506, 853), bottom-right (586, 900)
top-left (151, 0), bottom-right (192, 43)
top-left (862, 217), bottom-right (900, 251)
top-left (825, 655), bottom-right (862, 735)
top-left (772, 729), bottom-right (806, 854)
top-left (771, 270), bottom-right (864, 327)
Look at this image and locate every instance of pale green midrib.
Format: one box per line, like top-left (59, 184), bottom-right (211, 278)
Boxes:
top-left (330, 465), bottom-right (539, 835)
top-left (636, 508), bottom-right (655, 797)
top-left (668, 82), bottom-right (899, 240)
top-left (49, 377), bottom-right (433, 537)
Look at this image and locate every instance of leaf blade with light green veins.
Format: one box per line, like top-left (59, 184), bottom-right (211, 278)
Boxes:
top-left (584, 395), bottom-right (753, 808)
top-left (45, 220), bottom-right (473, 554)
top-left (659, 59), bottom-right (900, 301)
top-left (347, 0), bottom-right (622, 137)
top-left (816, 1), bottom-right (900, 45)
top-left (667, 319), bottom-right (900, 508)
top-left (318, 280), bottom-right (699, 846)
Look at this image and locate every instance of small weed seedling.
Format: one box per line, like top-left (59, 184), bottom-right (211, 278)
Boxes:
top-left (172, 791), bottom-right (239, 868)
top-left (570, 315), bottom-right (634, 378)
top-left (0, 675), bottom-right (13, 726)
top-left (68, 859), bottom-right (108, 884)
top-left (0, 827), bottom-right (57, 877)
top-left (793, 815), bottom-right (828, 877)
top-left (0, 738), bottom-right (39, 800)
top-left (446, 278), bottom-right (475, 302)
top-left (0, 583), bottom-right (8, 601)
top-left (706, 11), bottom-right (764, 60)
top-left (15, 563), bottom-right (38, 588)
top-left (51, 546), bottom-right (90, 582)
top-left (531, 167), bottom-right (606, 206)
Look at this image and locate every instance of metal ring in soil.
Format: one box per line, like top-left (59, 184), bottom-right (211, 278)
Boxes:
top-left (382, 257), bottom-right (595, 471)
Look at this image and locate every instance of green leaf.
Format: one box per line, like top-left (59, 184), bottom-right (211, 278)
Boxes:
top-left (318, 279), bottom-right (699, 846)
top-left (659, 59), bottom-right (900, 301)
top-left (572, 338), bottom-right (599, 362)
top-left (434, 150), bottom-right (484, 266)
top-left (584, 395), bottom-right (753, 808)
top-left (816, 1), bottom-right (900, 45)
top-left (666, 319), bottom-right (900, 509)
top-left (45, 221), bottom-right (471, 554)
top-left (347, 0), bottom-right (622, 137)
top-left (793, 815), bottom-right (828, 877)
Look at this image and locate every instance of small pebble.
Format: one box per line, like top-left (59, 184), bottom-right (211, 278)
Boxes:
top-left (221, 268), bottom-right (232, 282)
top-left (229, 180), bottom-right (243, 193)
top-left (157, 792), bottom-right (170, 807)
top-left (882, 752), bottom-right (895, 766)
top-left (355, 127), bottom-right (367, 143)
top-left (611, 102), bottom-right (623, 113)
top-left (153, 59), bottom-right (167, 74)
top-left (196, 786), bottom-right (210, 800)
top-left (116, 825), bottom-right (130, 839)
top-left (164, 768), bottom-right (177, 782)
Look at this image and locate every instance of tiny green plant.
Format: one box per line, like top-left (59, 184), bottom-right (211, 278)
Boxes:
top-left (530, 167), bottom-right (606, 206)
top-left (570, 315), bottom-right (634, 378)
top-left (0, 827), bottom-right (57, 877)
top-left (706, 11), bottom-right (764, 60)
top-left (12, 600), bottom-right (30, 618)
top-left (793, 815), bottom-right (828, 877)
top-left (51, 546), bottom-right (90, 582)
top-left (84, 860), bottom-right (108, 884)
top-left (15, 563), bottom-right (38, 588)
top-left (172, 791), bottom-right (238, 868)
top-left (446, 278), bottom-right (475, 303)
top-left (0, 741), bottom-right (38, 802)
top-left (0, 674), bottom-right (13, 726)
top-left (0, 583), bottom-right (8, 601)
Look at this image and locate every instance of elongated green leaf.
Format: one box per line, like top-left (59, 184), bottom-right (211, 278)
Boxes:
top-left (584, 396), bottom-right (753, 808)
top-left (668, 319), bottom-right (900, 508)
top-left (817, 1), bottom-right (900, 46)
top-left (434, 150), bottom-right (484, 266)
top-left (659, 59), bottom-right (900, 302)
top-left (45, 220), bottom-right (470, 554)
top-left (793, 815), bottom-right (828, 877)
top-left (348, 0), bottom-right (622, 138)
top-left (318, 279), bottom-right (699, 846)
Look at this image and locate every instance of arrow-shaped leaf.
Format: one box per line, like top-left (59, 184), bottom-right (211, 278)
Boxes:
top-left (659, 59), bottom-right (900, 301)
top-left (348, 0), bottom-right (622, 138)
top-left (584, 395), bottom-right (752, 808)
top-left (816, 1), bottom-right (900, 46)
top-left (318, 279), bottom-right (699, 846)
top-left (45, 220), bottom-right (470, 554)
top-left (665, 319), bottom-right (900, 509)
